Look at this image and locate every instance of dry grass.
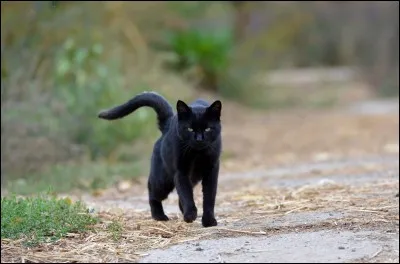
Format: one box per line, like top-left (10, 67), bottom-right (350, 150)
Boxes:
top-left (2, 177), bottom-right (398, 263)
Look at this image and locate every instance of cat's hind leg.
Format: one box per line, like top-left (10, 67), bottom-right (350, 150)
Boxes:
top-left (148, 155), bottom-right (174, 221)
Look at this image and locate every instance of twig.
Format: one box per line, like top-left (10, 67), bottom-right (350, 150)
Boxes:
top-left (369, 247), bottom-right (383, 259)
top-left (148, 227), bottom-right (174, 236)
top-left (284, 206), bottom-right (307, 215)
top-left (21, 257), bottom-right (38, 263)
top-left (364, 205), bottom-right (397, 211)
top-left (216, 228), bottom-right (266, 235)
top-left (347, 209), bottom-right (385, 214)
top-left (253, 210), bottom-right (276, 214)
top-left (158, 222), bottom-right (171, 230)
top-left (247, 249), bottom-right (278, 253)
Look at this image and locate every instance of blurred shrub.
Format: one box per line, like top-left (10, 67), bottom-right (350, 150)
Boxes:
top-left (166, 28), bottom-right (234, 92)
top-left (166, 1), bottom-right (209, 20)
top-left (233, 1), bottom-right (399, 98)
top-left (2, 1), bottom-right (398, 185)
top-left (52, 38), bottom-right (154, 159)
top-left (1, 2), bottom-right (195, 180)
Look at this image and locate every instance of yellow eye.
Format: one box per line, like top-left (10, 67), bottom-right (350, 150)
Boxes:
top-left (205, 128), bottom-right (211, 132)
top-left (187, 127), bottom-right (193, 132)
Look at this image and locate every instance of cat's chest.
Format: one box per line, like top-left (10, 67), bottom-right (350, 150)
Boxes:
top-left (188, 156), bottom-right (207, 183)
top-left (189, 153), bottom-right (211, 174)
top-left (178, 150), bottom-right (217, 184)
top-left (190, 154), bottom-right (209, 167)
top-left (182, 150), bottom-right (211, 166)
top-left (178, 147), bottom-right (217, 172)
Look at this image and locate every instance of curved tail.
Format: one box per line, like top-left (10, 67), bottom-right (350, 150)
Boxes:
top-left (98, 92), bottom-right (174, 133)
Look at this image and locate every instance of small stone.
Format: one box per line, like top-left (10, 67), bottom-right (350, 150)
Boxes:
top-left (384, 143), bottom-right (399, 154)
top-left (195, 247), bottom-right (204, 251)
top-left (313, 152), bottom-right (332, 161)
top-left (338, 246), bottom-right (345, 250)
top-left (351, 249), bottom-right (356, 252)
top-left (117, 180), bottom-right (132, 192)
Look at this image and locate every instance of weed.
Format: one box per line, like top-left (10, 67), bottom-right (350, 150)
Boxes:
top-left (1, 193), bottom-right (98, 247)
top-left (107, 219), bottom-right (123, 241)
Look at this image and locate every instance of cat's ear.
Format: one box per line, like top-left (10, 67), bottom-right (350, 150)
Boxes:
top-left (206, 100), bottom-right (222, 120)
top-left (176, 100), bottom-right (191, 120)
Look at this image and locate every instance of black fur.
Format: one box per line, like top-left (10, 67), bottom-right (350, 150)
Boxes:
top-left (98, 91), bottom-right (174, 133)
top-left (98, 92), bottom-right (222, 227)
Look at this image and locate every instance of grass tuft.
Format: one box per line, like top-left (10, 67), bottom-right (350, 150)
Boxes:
top-left (1, 193), bottom-right (98, 247)
top-left (107, 219), bottom-right (124, 241)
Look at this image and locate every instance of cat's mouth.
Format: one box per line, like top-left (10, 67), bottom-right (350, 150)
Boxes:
top-left (190, 141), bottom-right (210, 150)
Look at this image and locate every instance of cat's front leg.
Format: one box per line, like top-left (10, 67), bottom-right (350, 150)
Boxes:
top-left (175, 171), bottom-right (197, 223)
top-left (201, 163), bottom-right (219, 227)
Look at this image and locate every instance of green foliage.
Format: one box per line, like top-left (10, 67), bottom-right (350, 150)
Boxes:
top-left (166, 1), bottom-right (210, 19)
top-left (107, 219), bottom-right (123, 241)
top-left (53, 38), bottom-right (155, 158)
top-left (167, 28), bottom-right (234, 90)
top-left (1, 193), bottom-right (98, 247)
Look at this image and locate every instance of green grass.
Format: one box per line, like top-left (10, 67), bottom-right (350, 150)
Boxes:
top-left (107, 219), bottom-right (123, 241)
top-left (1, 194), bottom-right (98, 247)
top-left (4, 161), bottom-right (147, 196)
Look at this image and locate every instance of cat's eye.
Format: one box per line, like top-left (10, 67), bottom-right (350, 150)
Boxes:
top-left (187, 127), bottom-right (194, 132)
top-left (205, 128), bottom-right (211, 132)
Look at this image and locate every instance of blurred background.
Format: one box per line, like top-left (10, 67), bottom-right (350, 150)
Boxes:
top-left (1, 1), bottom-right (399, 195)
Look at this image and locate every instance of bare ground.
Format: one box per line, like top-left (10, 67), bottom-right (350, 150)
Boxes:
top-left (1, 98), bottom-right (399, 263)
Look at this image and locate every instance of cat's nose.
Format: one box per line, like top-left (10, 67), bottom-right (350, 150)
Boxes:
top-left (195, 134), bottom-right (203, 142)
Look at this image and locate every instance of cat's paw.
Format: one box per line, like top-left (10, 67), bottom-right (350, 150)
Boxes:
top-left (183, 207), bottom-right (198, 223)
top-left (202, 215), bottom-right (217, 227)
top-left (152, 214), bottom-right (169, 221)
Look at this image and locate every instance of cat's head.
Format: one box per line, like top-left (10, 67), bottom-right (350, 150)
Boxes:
top-left (176, 100), bottom-right (222, 149)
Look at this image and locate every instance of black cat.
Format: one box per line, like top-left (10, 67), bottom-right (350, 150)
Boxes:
top-left (98, 92), bottom-right (222, 227)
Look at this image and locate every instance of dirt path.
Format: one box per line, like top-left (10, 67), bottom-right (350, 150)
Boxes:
top-left (77, 152), bottom-right (398, 263)
top-left (3, 99), bottom-right (398, 263)
top-left (79, 99), bottom-right (399, 263)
